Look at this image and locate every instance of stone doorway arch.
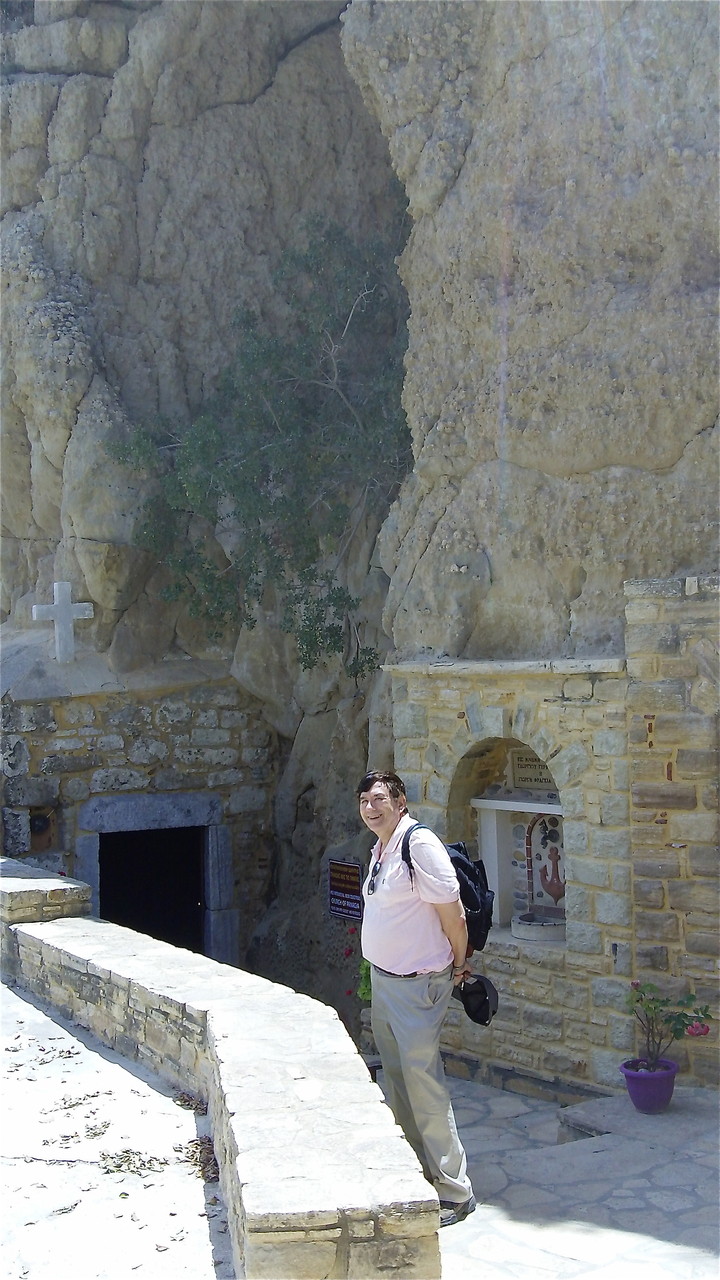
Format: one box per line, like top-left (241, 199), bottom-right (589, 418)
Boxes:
top-left (75, 792), bottom-right (238, 964)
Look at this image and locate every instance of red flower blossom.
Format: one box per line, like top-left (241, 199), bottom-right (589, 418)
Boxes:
top-left (628, 981), bottom-right (713, 1069)
top-left (344, 947), bottom-right (353, 957)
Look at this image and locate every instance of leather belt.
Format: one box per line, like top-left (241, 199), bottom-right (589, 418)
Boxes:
top-left (372, 965), bottom-right (419, 979)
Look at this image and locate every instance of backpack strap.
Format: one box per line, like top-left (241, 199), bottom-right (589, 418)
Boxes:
top-left (400, 822), bottom-right (428, 884)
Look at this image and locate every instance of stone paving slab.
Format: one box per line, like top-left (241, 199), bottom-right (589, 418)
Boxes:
top-left (1, 984), bottom-right (236, 1280)
top-left (437, 1076), bottom-right (719, 1280)
top-left (558, 1089), bottom-right (719, 1155)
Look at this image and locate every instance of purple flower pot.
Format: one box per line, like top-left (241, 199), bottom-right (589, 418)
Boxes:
top-left (620, 1058), bottom-right (679, 1113)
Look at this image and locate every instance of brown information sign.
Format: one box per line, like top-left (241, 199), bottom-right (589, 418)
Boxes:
top-left (328, 860), bottom-right (364, 920)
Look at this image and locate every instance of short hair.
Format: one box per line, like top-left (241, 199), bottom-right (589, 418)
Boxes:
top-left (356, 770), bottom-right (407, 806)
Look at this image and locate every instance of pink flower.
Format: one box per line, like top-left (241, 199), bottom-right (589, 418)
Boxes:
top-left (344, 947), bottom-right (353, 957)
top-left (630, 980), bottom-right (641, 989)
top-left (687, 1022), bottom-right (710, 1037)
top-left (348, 927), bottom-right (357, 935)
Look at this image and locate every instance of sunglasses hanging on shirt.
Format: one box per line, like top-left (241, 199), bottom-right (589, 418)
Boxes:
top-left (367, 859), bottom-right (382, 895)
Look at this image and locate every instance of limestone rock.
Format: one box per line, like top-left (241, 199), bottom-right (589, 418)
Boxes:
top-left (365, 669), bottom-right (395, 771)
top-left (1, 0), bottom-right (400, 674)
top-left (342, 0), bottom-right (719, 658)
top-left (231, 616), bottom-right (303, 741)
top-left (107, 573), bottom-right (179, 674)
top-left (5, 13), bottom-right (131, 78)
top-left (0, 75), bottom-right (62, 215)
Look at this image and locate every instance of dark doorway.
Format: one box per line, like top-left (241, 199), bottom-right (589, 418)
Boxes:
top-left (99, 827), bottom-right (205, 953)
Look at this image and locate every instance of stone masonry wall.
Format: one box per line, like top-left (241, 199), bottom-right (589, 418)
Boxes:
top-left (1, 675), bottom-right (278, 962)
top-left (625, 576), bottom-right (719, 1091)
top-left (385, 655), bottom-right (637, 1096)
top-left (382, 578), bottom-right (718, 1095)
top-left (1, 859), bottom-right (440, 1280)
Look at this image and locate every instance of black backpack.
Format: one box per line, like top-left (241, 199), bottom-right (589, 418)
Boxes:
top-left (400, 823), bottom-right (494, 954)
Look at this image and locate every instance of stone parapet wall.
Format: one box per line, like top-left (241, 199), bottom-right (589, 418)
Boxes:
top-left (1, 858), bottom-right (440, 1280)
top-left (0, 856), bottom-right (90, 928)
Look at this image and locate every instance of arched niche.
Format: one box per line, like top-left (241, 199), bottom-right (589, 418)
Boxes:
top-left (447, 737), bottom-right (566, 940)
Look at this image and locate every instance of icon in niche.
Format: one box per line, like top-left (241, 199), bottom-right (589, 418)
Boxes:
top-left (539, 847), bottom-right (565, 904)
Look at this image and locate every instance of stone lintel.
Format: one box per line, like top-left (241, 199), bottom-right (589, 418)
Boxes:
top-left (77, 790), bottom-right (223, 832)
top-left (383, 658), bottom-right (627, 678)
top-left (624, 576), bottom-right (719, 599)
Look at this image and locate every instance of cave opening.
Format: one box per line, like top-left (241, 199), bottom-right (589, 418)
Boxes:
top-left (99, 826), bottom-right (205, 953)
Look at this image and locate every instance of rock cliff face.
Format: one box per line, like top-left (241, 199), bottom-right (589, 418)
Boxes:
top-left (2, 2), bottom-right (717, 1011)
top-left (4, 0), bottom-right (716, 675)
top-left (342, 0), bottom-right (718, 658)
top-left (1, 0), bottom-right (400, 673)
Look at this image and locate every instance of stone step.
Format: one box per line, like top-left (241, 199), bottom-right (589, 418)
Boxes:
top-left (558, 1087), bottom-right (719, 1154)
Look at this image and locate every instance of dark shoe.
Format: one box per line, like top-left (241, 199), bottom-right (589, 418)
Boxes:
top-left (439, 1195), bottom-right (476, 1227)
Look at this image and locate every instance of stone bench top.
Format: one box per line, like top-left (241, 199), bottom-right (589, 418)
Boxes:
top-left (0, 857), bottom-right (91, 915)
top-left (7, 908), bottom-right (436, 1229)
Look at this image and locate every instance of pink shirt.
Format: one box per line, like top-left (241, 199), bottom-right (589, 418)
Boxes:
top-left (361, 813), bottom-right (460, 975)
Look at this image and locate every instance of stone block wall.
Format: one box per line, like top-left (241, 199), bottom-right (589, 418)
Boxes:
top-left (383, 578), bottom-right (718, 1095)
top-left (625, 576), bottom-right (719, 1089)
top-left (1, 858), bottom-right (440, 1280)
top-left (0, 859), bottom-right (90, 989)
top-left (1, 676), bottom-right (278, 962)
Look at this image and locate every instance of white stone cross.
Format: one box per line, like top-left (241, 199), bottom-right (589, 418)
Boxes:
top-left (32, 581), bottom-right (94, 664)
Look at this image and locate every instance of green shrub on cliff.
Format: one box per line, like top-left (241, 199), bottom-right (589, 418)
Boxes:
top-left (113, 217), bottom-right (411, 673)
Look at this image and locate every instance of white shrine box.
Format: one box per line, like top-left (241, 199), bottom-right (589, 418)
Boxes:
top-left (471, 751), bottom-right (566, 941)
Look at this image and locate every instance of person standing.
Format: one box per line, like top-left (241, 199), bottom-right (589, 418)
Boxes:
top-left (357, 769), bottom-right (476, 1226)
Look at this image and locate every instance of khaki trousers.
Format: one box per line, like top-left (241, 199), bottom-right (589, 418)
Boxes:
top-left (370, 964), bottom-right (473, 1205)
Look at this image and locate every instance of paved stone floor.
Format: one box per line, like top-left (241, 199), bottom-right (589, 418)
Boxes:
top-left (430, 1074), bottom-right (719, 1280)
top-left (2, 983), bottom-right (718, 1280)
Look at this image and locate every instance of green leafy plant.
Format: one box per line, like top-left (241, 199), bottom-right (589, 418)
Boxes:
top-left (628, 980), bottom-right (712, 1071)
top-left (357, 957), bottom-right (372, 1003)
top-left (111, 215), bottom-right (411, 673)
